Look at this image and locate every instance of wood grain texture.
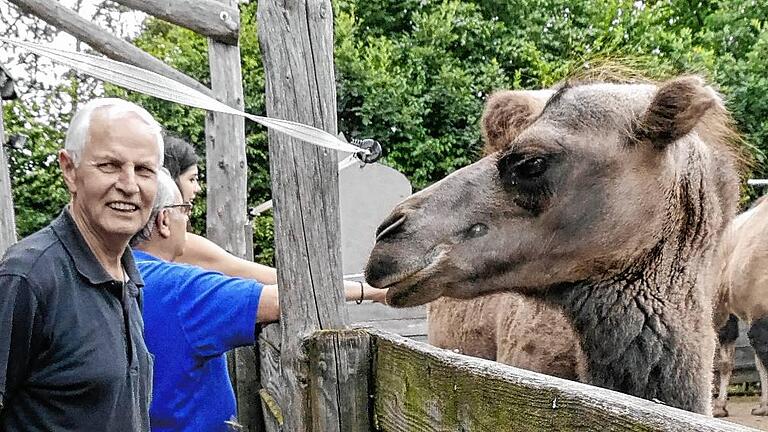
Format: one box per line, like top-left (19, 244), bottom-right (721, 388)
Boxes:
top-left (258, 324), bottom-right (285, 432)
top-left (354, 319), bottom-right (427, 338)
top-left (0, 98), bottom-right (16, 256)
top-left (233, 345), bottom-right (264, 432)
top-left (306, 330), bottom-right (373, 432)
top-left (112, 0), bottom-right (240, 45)
top-left (234, 223), bottom-right (260, 427)
top-left (7, 0), bottom-right (213, 97)
top-left (257, 0), bottom-right (351, 430)
top-left (369, 329), bottom-right (758, 432)
top-left (205, 5), bottom-right (259, 430)
top-left (346, 302), bottom-right (426, 323)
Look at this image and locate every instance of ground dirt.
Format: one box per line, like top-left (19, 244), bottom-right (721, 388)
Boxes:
top-left (723, 396), bottom-right (768, 430)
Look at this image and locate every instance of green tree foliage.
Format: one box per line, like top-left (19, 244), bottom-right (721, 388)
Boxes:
top-left (3, 90), bottom-right (70, 237)
top-left (6, 0), bottom-right (768, 261)
top-left (331, 0), bottom-right (768, 191)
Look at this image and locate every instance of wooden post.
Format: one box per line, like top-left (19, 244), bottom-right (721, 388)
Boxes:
top-left (0, 69), bottom-right (17, 256)
top-left (205, 3), bottom-right (261, 430)
top-left (0, 100), bottom-right (16, 256)
top-left (257, 1), bottom-right (371, 430)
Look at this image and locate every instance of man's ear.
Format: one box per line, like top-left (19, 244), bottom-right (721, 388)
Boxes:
top-left (59, 150), bottom-right (78, 193)
top-left (481, 89), bottom-right (553, 155)
top-left (635, 76), bottom-right (719, 147)
top-left (157, 210), bottom-right (173, 239)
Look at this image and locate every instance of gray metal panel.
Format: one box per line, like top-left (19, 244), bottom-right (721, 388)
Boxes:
top-left (338, 161), bottom-right (411, 275)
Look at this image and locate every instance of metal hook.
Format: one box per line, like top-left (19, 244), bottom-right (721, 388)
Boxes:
top-left (351, 138), bottom-right (382, 164)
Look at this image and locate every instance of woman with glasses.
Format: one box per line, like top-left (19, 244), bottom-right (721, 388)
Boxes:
top-left (161, 133), bottom-right (386, 303)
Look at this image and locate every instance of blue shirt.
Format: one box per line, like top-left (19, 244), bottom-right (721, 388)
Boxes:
top-left (134, 250), bottom-right (263, 432)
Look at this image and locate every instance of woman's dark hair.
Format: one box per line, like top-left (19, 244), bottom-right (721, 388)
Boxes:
top-left (162, 132), bottom-right (199, 180)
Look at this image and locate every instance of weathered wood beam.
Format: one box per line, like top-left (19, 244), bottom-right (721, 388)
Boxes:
top-left (8, 0), bottom-right (213, 97)
top-left (111, 0), bottom-right (240, 46)
top-left (204, 5), bottom-right (247, 265)
top-left (0, 96), bottom-right (16, 256)
top-left (259, 327), bottom-right (373, 432)
top-left (258, 0), bottom-right (367, 430)
top-left (204, 2), bottom-right (260, 429)
top-left (370, 329), bottom-right (754, 432)
top-left (306, 330), bottom-right (372, 431)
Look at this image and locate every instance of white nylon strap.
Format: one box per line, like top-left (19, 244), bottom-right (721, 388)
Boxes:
top-left (0, 38), bottom-right (367, 155)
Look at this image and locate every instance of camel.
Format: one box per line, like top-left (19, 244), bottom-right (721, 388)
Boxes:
top-left (427, 89), bottom-right (586, 382)
top-left (712, 314), bottom-right (740, 417)
top-left (427, 294), bottom-right (585, 381)
top-left (365, 75), bottom-right (744, 414)
top-left (711, 193), bottom-right (768, 417)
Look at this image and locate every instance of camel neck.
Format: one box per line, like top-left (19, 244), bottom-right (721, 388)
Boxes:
top-left (545, 158), bottom-right (723, 414)
top-left (547, 246), bottom-right (713, 414)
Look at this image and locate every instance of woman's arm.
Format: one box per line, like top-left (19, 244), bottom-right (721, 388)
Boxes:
top-left (256, 282), bottom-right (387, 324)
top-left (343, 280), bottom-right (388, 304)
top-left (177, 233), bottom-right (278, 284)
top-left (177, 234), bottom-right (387, 323)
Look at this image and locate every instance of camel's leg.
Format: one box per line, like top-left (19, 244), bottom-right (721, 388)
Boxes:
top-left (713, 315), bottom-right (738, 418)
top-left (748, 316), bottom-right (768, 416)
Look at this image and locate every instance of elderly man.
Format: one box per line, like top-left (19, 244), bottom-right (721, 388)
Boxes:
top-left (0, 98), bottom-right (162, 431)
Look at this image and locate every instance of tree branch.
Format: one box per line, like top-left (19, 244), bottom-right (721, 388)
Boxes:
top-left (111, 0), bottom-right (240, 46)
top-left (7, 0), bottom-right (213, 97)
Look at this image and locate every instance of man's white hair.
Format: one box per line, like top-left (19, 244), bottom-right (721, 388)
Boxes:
top-left (131, 168), bottom-right (180, 245)
top-left (153, 168), bottom-right (181, 212)
top-left (64, 98), bottom-right (164, 167)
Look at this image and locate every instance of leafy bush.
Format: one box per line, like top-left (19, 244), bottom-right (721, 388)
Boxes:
top-left (5, 0), bottom-right (767, 261)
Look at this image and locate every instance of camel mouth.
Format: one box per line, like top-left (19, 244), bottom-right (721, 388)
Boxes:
top-left (377, 266), bottom-right (427, 291)
top-left (371, 265), bottom-right (436, 307)
top-left (378, 248), bottom-right (450, 307)
top-left (385, 278), bottom-right (442, 308)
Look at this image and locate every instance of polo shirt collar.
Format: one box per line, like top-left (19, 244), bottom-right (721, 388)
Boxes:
top-left (51, 208), bottom-right (145, 288)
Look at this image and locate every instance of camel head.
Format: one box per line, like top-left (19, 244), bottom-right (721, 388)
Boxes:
top-left (366, 76), bottom-right (730, 307)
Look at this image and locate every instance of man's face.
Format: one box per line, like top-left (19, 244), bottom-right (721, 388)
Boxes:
top-left (61, 110), bottom-right (160, 245)
top-left (165, 190), bottom-right (190, 259)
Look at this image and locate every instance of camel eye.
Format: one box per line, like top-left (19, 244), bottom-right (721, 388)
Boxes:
top-left (497, 153), bottom-right (550, 186)
top-left (465, 223), bottom-right (489, 239)
top-left (515, 157), bottom-right (548, 179)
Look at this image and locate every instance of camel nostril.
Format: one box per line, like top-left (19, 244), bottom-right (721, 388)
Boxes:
top-left (375, 213), bottom-right (407, 242)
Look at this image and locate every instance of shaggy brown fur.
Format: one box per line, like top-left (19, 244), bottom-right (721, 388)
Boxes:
top-left (427, 293), bottom-right (585, 381)
top-left (366, 75), bottom-right (743, 414)
top-left (428, 89), bottom-right (585, 381)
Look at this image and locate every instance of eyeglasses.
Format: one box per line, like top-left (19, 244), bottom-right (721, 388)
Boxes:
top-left (164, 203), bottom-right (193, 217)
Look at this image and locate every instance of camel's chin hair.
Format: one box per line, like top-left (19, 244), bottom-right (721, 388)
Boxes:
top-left (381, 250), bottom-right (450, 307)
top-left (386, 284), bottom-right (444, 308)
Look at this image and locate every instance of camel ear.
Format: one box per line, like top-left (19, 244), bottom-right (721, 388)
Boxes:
top-left (636, 76), bottom-right (719, 148)
top-left (481, 90), bottom-right (552, 155)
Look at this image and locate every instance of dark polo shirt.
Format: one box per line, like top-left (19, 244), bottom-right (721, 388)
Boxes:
top-left (0, 209), bottom-right (153, 431)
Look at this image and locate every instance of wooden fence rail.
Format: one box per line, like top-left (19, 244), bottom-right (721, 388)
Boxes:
top-left (256, 327), bottom-right (758, 432)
